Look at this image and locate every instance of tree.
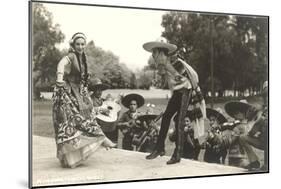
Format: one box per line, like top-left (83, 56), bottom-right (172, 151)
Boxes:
top-left (85, 41), bottom-right (133, 89)
top-left (160, 12), bottom-right (268, 96)
top-left (136, 70), bottom-right (154, 90)
top-left (130, 73), bottom-right (138, 89)
top-left (32, 3), bottom-right (65, 99)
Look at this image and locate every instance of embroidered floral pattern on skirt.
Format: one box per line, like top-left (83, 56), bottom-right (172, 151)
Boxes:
top-left (52, 82), bottom-right (105, 168)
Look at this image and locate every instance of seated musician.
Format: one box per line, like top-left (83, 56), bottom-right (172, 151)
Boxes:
top-left (224, 99), bottom-right (259, 168)
top-left (238, 81), bottom-right (268, 171)
top-left (203, 108), bottom-right (228, 164)
top-left (89, 78), bottom-right (109, 109)
top-left (88, 77), bottom-right (119, 143)
top-left (169, 112), bottom-right (201, 160)
top-left (117, 94), bottom-right (145, 151)
top-left (132, 104), bottom-right (161, 153)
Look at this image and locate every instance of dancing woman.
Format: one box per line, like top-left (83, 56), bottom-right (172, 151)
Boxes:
top-left (52, 32), bottom-right (116, 168)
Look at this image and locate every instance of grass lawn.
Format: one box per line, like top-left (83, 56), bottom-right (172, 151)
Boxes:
top-left (32, 96), bottom-right (265, 166)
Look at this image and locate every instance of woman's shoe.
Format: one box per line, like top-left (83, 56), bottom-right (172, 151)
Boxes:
top-left (102, 137), bottom-right (117, 149)
top-left (166, 157), bottom-right (181, 165)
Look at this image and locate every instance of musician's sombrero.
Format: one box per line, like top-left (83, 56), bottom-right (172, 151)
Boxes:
top-left (88, 78), bottom-right (109, 91)
top-left (143, 37), bottom-right (177, 54)
top-left (225, 100), bottom-right (258, 121)
top-left (137, 114), bottom-right (159, 122)
top-left (121, 93), bottom-right (145, 108)
top-left (206, 108), bottom-right (227, 125)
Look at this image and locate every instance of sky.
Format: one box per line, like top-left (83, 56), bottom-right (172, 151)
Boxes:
top-left (44, 3), bottom-right (167, 71)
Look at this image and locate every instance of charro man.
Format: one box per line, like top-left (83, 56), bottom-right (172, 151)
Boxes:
top-left (143, 37), bottom-right (206, 164)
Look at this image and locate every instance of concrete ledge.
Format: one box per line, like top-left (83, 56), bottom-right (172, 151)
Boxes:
top-left (32, 136), bottom-right (245, 187)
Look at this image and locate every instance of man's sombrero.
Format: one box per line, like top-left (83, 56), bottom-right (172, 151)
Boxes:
top-left (224, 100), bottom-right (257, 120)
top-left (121, 93), bottom-right (145, 109)
top-left (143, 37), bottom-right (177, 54)
top-left (137, 114), bottom-right (159, 123)
top-left (88, 78), bottom-right (109, 91)
top-left (206, 108), bottom-right (227, 125)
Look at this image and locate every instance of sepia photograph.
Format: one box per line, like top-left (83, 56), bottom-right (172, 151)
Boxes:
top-left (29, 0), bottom-right (269, 188)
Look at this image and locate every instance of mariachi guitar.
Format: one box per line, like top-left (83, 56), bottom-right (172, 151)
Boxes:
top-left (95, 100), bottom-right (121, 132)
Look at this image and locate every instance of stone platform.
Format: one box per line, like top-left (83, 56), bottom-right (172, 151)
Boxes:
top-left (32, 136), bottom-right (246, 187)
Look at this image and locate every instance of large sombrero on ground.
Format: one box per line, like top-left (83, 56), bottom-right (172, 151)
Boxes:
top-left (121, 93), bottom-right (145, 109)
top-left (224, 100), bottom-right (258, 121)
top-left (143, 37), bottom-right (177, 54)
top-left (88, 78), bottom-right (109, 91)
top-left (206, 108), bottom-right (227, 125)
